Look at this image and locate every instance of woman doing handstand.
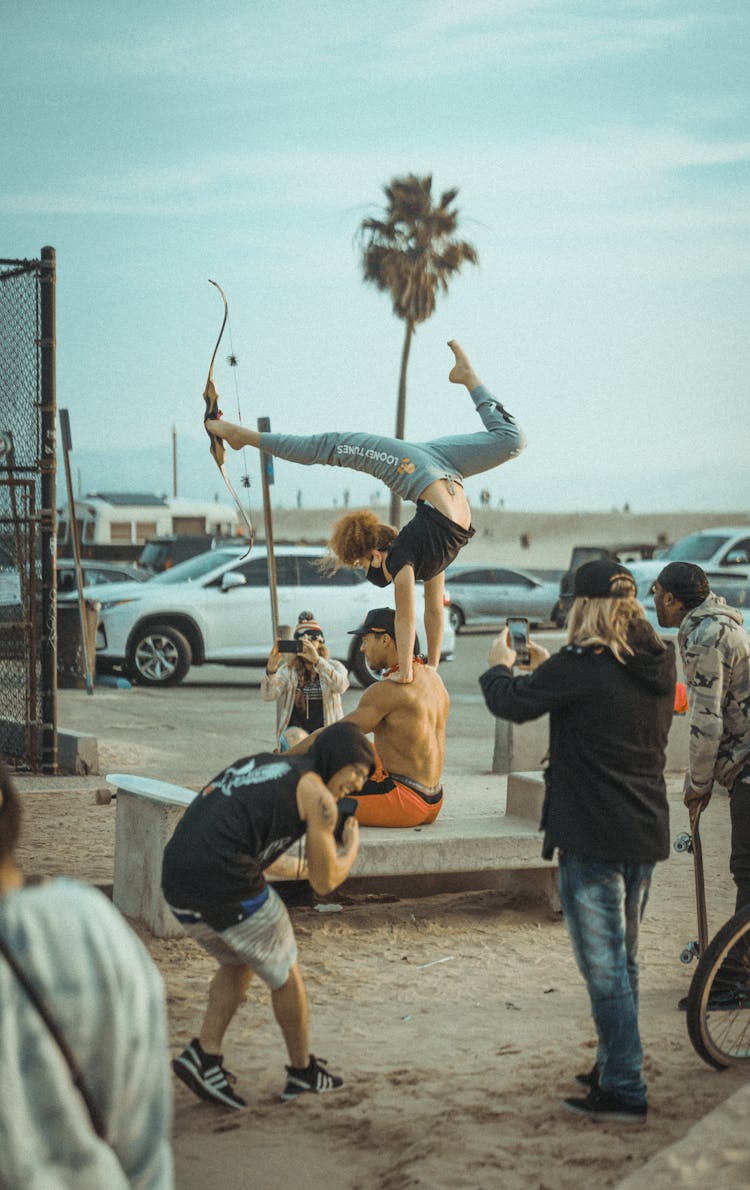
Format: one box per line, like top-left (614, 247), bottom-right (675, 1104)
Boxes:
top-left (206, 341), bottom-right (526, 682)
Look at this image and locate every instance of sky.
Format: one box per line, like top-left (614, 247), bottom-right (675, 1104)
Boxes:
top-left (2, 0), bottom-right (749, 515)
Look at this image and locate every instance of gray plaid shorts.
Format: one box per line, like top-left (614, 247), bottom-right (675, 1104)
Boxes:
top-left (170, 885), bottom-right (297, 990)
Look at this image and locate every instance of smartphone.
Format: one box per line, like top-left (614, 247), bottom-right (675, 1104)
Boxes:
top-left (277, 639), bottom-right (303, 653)
top-left (506, 617), bottom-right (530, 665)
top-left (334, 796), bottom-right (359, 842)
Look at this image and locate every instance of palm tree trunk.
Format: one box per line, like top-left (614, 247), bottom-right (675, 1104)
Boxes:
top-left (389, 320), bottom-right (414, 527)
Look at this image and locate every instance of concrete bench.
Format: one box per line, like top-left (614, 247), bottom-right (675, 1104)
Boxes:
top-left (108, 771), bottom-right (556, 939)
top-left (109, 774), bottom-right (196, 939)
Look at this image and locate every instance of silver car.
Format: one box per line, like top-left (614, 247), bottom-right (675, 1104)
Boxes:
top-left (444, 564), bottom-right (561, 631)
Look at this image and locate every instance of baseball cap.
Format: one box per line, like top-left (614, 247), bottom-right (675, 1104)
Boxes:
top-left (573, 559), bottom-right (636, 599)
top-left (347, 607), bottom-right (395, 637)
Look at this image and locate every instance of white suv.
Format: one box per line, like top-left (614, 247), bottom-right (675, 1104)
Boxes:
top-left (92, 544), bottom-right (455, 688)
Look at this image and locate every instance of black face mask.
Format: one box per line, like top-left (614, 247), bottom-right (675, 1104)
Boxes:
top-left (364, 566), bottom-right (391, 589)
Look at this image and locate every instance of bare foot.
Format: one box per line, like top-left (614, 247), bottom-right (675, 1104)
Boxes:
top-left (205, 418), bottom-right (260, 450)
top-left (447, 340), bottom-right (482, 391)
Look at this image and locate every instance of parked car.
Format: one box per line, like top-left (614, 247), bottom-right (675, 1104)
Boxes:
top-left (91, 544), bottom-right (455, 688)
top-left (555, 541), bottom-right (665, 624)
top-left (137, 534), bottom-right (236, 574)
top-left (624, 525), bottom-right (750, 613)
top-left (57, 558), bottom-right (149, 592)
top-left (444, 564), bottom-right (561, 631)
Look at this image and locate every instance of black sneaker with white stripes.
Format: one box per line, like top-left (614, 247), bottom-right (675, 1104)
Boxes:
top-left (172, 1038), bottom-right (247, 1109)
top-left (281, 1054), bottom-right (343, 1101)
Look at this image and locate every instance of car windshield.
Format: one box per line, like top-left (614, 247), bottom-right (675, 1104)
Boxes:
top-left (150, 549), bottom-right (244, 584)
top-left (663, 534), bottom-right (731, 562)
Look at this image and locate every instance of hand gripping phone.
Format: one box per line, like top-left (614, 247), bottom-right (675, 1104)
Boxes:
top-left (506, 617), bottom-right (530, 665)
top-left (334, 796), bottom-right (359, 843)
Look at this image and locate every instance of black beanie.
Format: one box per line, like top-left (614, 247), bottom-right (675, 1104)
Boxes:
top-left (309, 722), bottom-right (375, 783)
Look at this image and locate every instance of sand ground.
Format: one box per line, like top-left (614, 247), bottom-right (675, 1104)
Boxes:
top-left (14, 508), bottom-right (750, 1188)
top-left (17, 683), bottom-right (750, 1184)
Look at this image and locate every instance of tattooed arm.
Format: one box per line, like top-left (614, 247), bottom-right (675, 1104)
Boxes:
top-left (296, 772), bottom-right (359, 895)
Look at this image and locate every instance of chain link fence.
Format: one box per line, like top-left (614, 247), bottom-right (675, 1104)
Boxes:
top-left (0, 250), bottom-right (57, 771)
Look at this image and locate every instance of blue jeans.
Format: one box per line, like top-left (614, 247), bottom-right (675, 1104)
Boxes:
top-left (558, 853), bottom-right (654, 1107)
top-left (261, 385), bottom-right (526, 503)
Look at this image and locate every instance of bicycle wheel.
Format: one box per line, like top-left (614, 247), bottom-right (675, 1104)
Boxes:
top-left (686, 905), bottom-right (750, 1070)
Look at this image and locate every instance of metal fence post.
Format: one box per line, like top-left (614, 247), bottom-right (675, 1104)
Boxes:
top-left (39, 246), bottom-right (57, 772)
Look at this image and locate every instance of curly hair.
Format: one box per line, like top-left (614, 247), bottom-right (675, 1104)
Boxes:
top-left (321, 510), bottom-right (398, 572)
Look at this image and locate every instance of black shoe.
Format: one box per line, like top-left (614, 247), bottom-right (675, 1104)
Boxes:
top-left (562, 1087), bottom-right (647, 1124)
top-left (172, 1038), bottom-right (246, 1110)
top-left (281, 1054), bottom-right (343, 1101)
top-left (574, 1064), bottom-right (599, 1090)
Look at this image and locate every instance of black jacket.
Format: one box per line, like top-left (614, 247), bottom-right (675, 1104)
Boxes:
top-left (479, 628), bottom-right (675, 862)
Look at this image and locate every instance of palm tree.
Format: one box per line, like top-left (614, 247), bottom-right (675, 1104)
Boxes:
top-left (359, 174), bottom-right (478, 526)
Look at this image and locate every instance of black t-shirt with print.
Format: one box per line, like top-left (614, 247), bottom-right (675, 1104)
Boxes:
top-left (162, 753), bottom-right (311, 915)
top-left (386, 500), bottom-right (475, 583)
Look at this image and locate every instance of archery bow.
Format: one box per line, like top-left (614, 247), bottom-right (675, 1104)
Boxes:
top-left (203, 279), bottom-right (255, 548)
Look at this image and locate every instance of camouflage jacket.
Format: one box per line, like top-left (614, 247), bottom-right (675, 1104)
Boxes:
top-left (678, 594), bottom-right (750, 794)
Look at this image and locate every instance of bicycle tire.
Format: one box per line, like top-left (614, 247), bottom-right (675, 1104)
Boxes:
top-left (686, 904), bottom-right (750, 1070)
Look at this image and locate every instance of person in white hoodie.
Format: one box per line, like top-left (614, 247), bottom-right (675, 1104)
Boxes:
top-left (0, 760), bottom-right (174, 1189)
top-left (654, 561), bottom-right (750, 913)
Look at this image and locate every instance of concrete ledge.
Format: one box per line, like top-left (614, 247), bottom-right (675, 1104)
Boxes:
top-left (107, 772), bottom-right (556, 938)
top-left (58, 729), bottom-right (99, 776)
top-left (506, 771), bottom-right (546, 823)
top-left (108, 774), bottom-right (196, 939)
top-left (348, 813), bottom-right (549, 877)
top-left (615, 1080), bottom-right (750, 1188)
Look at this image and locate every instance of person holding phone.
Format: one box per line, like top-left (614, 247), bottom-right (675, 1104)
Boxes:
top-left (206, 341), bottom-right (526, 682)
top-left (479, 560), bottom-right (675, 1125)
top-left (162, 722), bottom-right (375, 1108)
top-left (261, 612), bottom-right (349, 750)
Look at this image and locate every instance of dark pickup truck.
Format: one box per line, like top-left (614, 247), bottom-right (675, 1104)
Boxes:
top-left (555, 542), bottom-right (664, 625)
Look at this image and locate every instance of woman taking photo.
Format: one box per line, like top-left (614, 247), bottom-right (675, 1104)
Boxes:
top-left (262, 613), bottom-right (348, 751)
top-left (479, 560), bottom-right (675, 1125)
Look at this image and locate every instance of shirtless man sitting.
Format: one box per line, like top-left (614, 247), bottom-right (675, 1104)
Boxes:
top-left (291, 607), bottom-right (450, 827)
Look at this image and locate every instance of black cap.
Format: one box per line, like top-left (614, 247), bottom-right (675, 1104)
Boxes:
top-left (657, 562), bottom-right (710, 608)
top-left (347, 607), bottom-right (395, 636)
top-left (574, 559), bottom-right (637, 599)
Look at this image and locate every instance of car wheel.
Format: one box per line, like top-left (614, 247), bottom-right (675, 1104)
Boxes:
top-left (349, 647), bottom-right (381, 689)
top-left (128, 622), bottom-right (192, 687)
top-left (448, 605), bottom-right (465, 633)
top-left (551, 603), bottom-right (566, 628)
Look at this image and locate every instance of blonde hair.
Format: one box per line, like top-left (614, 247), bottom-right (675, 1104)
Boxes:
top-left (321, 510), bottom-right (398, 572)
top-left (567, 591), bottom-right (651, 664)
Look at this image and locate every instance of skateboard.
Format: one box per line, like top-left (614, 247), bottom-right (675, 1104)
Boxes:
top-left (673, 804), bottom-right (708, 964)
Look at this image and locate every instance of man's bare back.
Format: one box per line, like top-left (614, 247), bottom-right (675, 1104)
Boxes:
top-left (343, 664), bottom-right (449, 787)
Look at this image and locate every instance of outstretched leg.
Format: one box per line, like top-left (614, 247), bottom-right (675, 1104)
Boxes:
top-left (447, 340), bottom-right (483, 391)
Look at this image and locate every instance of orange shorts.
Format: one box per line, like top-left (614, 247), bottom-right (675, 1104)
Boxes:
top-left (354, 752), bottom-right (443, 828)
